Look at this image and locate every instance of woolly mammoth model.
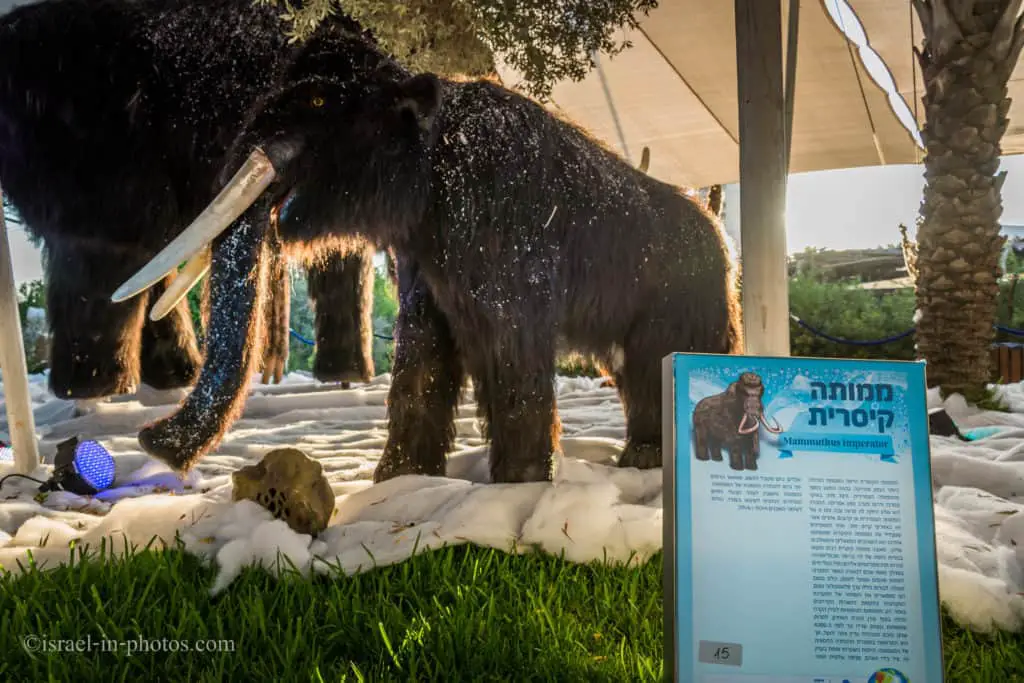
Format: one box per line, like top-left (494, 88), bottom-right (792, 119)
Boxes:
top-left (692, 373), bottom-right (782, 471)
top-left (0, 0), bottom-right (378, 400)
top-left (114, 31), bottom-right (743, 483)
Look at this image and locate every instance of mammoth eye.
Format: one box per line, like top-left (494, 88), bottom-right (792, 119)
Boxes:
top-left (311, 96), bottom-right (325, 108)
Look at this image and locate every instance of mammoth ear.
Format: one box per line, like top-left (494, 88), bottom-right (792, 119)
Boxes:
top-left (395, 73), bottom-right (442, 134)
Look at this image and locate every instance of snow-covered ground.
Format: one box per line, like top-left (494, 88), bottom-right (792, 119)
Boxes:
top-left (1, 371), bottom-right (1023, 634)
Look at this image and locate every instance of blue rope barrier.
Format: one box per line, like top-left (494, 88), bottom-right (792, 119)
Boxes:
top-left (995, 323), bottom-right (1024, 336)
top-left (789, 314), bottom-right (915, 346)
top-left (790, 314), bottom-right (1024, 346)
top-left (290, 328), bottom-right (393, 345)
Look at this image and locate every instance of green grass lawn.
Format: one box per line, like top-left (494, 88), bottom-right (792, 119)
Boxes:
top-left (1, 544), bottom-right (1021, 682)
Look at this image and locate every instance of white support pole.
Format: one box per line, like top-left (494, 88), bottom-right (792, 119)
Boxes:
top-left (735, 0), bottom-right (791, 356)
top-left (0, 186), bottom-right (40, 474)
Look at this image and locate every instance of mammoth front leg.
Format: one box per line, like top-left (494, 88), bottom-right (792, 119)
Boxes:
top-left (374, 259), bottom-right (463, 482)
top-left (138, 208), bottom-right (270, 473)
top-left (139, 274), bottom-right (203, 391)
top-left (44, 238), bottom-right (149, 399)
top-left (744, 433), bottom-right (759, 471)
top-left (470, 326), bottom-right (560, 484)
top-left (728, 437), bottom-right (745, 470)
top-left (306, 243), bottom-right (375, 385)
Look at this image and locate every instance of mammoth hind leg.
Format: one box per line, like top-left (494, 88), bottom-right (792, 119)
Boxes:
top-left (744, 435), bottom-right (759, 471)
top-left (615, 330), bottom-right (669, 470)
top-left (693, 426), bottom-right (710, 461)
top-left (139, 274), bottom-right (202, 391)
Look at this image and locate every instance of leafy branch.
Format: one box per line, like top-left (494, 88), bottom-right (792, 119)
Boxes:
top-left (254, 0), bottom-right (658, 99)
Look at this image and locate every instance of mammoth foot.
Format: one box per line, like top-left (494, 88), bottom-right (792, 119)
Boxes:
top-left (619, 441), bottom-right (662, 469)
top-left (314, 368), bottom-right (368, 386)
top-left (490, 455), bottom-right (555, 484)
top-left (374, 446), bottom-right (446, 483)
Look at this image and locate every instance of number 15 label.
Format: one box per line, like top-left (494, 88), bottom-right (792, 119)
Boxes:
top-left (698, 641), bottom-right (744, 667)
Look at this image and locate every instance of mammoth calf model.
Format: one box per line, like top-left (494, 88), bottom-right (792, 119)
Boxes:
top-left (0, 0), bottom-right (378, 402)
top-left (692, 373), bottom-right (782, 471)
top-left (115, 31), bottom-right (744, 483)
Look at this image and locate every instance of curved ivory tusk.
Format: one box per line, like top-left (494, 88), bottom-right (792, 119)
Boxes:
top-left (737, 413), bottom-right (759, 434)
top-left (111, 148), bottom-right (276, 303)
top-left (148, 247), bottom-right (212, 321)
top-left (759, 414), bottom-right (783, 434)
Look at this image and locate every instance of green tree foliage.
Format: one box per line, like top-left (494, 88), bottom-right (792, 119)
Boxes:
top-left (16, 280), bottom-right (48, 374)
top-left (256, 0), bottom-right (659, 99)
top-left (16, 280), bottom-right (45, 324)
top-left (370, 265), bottom-right (397, 374)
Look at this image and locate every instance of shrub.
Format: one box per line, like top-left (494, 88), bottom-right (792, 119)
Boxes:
top-left (787, 276), bottom-right (917, 361)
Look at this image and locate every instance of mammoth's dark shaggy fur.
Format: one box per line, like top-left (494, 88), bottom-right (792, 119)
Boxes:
top-left (125, 32), bottom-right (744, 483)
top-left (306, 242), bottom-right (377, 384)
top-left (0, 0), bottom-right (378, 399)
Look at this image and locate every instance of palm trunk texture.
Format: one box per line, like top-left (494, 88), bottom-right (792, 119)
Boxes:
top-left (913, 0), bottom-right (1024, 400)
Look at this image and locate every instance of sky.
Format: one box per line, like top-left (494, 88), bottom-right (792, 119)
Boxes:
top-left (12, 154), bottom-right (1024, 285)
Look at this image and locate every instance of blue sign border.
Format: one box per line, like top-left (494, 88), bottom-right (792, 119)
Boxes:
top-left (661, 352), bottom-right (945, 682)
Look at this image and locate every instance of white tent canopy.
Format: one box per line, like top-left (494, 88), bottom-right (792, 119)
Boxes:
top-left (494, 0), bottom-right (946, 189)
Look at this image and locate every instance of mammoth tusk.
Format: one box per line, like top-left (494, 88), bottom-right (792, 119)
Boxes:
top-left (148, 247), bottom-right (212, 321)
top-left (111, 148), bottom-right (276, 303)
top-left (760, 414), bottom-right (783, 434)
top-left (737, 413), bottom-right (759, 434)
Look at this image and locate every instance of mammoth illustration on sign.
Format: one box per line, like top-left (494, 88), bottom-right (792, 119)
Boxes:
top-left (692, 372), bottom-right (782, 471)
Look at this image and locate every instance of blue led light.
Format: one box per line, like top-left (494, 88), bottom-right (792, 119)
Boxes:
top-left (73, 440), bottom-right (115, 490)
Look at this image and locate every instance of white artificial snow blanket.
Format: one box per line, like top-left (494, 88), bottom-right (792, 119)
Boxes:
top-left (1, 371), bottom-right (1023, 634)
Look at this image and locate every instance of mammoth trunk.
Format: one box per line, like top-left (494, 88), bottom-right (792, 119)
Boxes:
top-left (137, 209), bottom-right (271, 472)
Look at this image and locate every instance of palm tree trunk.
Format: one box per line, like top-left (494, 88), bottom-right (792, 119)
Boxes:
top-left (913, 0), bottom-right (1024, 401)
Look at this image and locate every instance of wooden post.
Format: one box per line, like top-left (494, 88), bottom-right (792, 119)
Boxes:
top-left (735, 0), bottom-right (790, 356)
top-left (0, 188), bottom-right (40, 474)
